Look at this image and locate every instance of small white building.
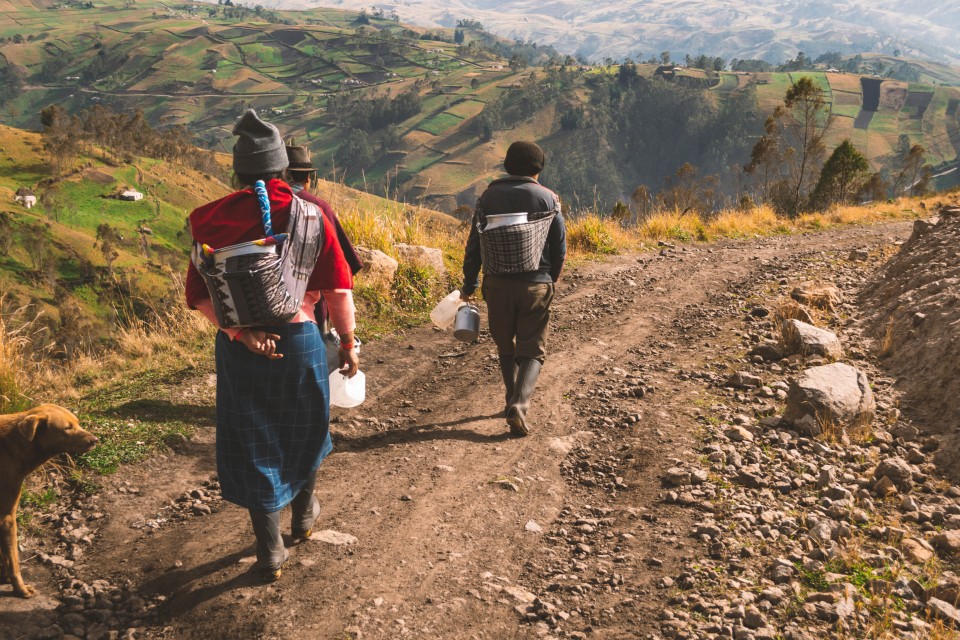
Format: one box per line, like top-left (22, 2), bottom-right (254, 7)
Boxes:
top-left (15, 194), bottom-right (36, 209)
top-left (120, 190), bottom-right (144, 201)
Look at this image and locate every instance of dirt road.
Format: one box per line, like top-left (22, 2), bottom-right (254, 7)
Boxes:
top-left (1, 221), bottom-right (913, 640)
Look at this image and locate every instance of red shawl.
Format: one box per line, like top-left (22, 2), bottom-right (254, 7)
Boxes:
top-left (185, 179), bottom-right (352, 309)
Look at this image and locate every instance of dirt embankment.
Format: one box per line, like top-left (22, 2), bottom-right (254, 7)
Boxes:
top-left (861, 205), bottom-right (960, 475)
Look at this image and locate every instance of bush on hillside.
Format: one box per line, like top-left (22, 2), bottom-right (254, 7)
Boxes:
top-left (40, 105), bottom-right (224, 179)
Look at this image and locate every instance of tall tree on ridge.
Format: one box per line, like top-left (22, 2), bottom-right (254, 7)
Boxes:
top-left (752, 76), bottom-right (832, 217)
top-left (810, 139), bottom-right (870, 209)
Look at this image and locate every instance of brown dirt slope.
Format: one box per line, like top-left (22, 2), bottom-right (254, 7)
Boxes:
top-left (861, 206), bottom-right (960, 427)
top-left (861, 204), bottom-right (960, 476)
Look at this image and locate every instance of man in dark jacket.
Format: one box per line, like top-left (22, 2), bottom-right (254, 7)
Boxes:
top-left (462, 141), bottom-right (566, 437)
top-left (285, 142), bottom-right (363, 276)
top-left (285, 143), bottom-right (364, 344)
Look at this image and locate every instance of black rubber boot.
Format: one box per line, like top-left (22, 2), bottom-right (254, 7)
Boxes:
top-left (498, 353), bottom-right (518, 413)
top-left (290, 470), bottom-right (320, 543)
top-left (506, 358), bottom-right (542, 437)
top-left (249, 510), bottom-right (289, 582)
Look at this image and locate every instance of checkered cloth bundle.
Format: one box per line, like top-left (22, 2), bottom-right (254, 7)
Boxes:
top-left (191, 191), bottom-right (324, 328)
top-left (476, 206), bottom-right (558, 275)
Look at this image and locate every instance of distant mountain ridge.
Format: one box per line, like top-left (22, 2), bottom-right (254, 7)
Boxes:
top-left (283, 0), bottom-right (960, 65)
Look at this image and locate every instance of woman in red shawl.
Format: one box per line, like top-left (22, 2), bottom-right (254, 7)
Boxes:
top-left (186, 110), bottom-right (357, 582)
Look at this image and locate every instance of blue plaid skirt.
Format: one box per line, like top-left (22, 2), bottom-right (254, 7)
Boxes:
top-left (215, 322), bottom-right (332, 512)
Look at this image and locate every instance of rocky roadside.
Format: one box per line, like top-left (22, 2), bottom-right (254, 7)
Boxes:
top-left (510, 238), bottom-right (960, 639)
top-left (20, 477), bottom-right (224, 640)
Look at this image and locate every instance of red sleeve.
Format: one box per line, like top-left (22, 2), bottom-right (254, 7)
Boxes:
top-left (185, 261), bottom-right (209, 310)
top-left (307, 214), bottom-right (353, 291)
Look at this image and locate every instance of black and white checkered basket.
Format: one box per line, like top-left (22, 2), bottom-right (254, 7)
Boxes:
top-left (191, 196), bottom-right (324, 328)
top-left (477, 206), bottom-right (558, 275)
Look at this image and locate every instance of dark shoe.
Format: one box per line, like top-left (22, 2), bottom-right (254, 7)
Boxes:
top-left (260, 548), bottom-right (290, 583)
top-left (250, 509), bottom-right (286, 580)
top-left (506, 358), bottom-right (542, 437)
top-left (291, 493), bottom-right (321, 544)
top-left (498, 353), bottom-right (518, 412)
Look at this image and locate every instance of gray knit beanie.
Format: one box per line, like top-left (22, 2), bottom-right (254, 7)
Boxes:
top-left (232, 110), bottom-right (289, 175)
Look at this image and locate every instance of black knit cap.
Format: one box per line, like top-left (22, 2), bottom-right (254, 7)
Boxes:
top-left (503, 140), bottom-right (545, 177)
top-left (232, 109), bottom-right (288, 175)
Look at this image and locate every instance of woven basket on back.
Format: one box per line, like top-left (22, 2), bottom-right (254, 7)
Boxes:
top-left (477, 206), bottom-right (558, 275)
top-left (191, 185), bottom-right (324, 328)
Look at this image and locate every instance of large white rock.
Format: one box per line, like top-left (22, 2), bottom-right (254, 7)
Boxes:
top-left (395, 243), bottom-right (446, 274)
top-left (355, 247), bottom-right (399, 283)
top-left (310, 529), bottom-right (358, 545)
top-left (781, 319), bottom-right (843, 360)
top-left (783, 363), bottom-right (875, 436)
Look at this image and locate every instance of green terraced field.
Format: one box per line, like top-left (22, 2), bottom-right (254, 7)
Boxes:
top-left (867, 112), bottom-right (901, 134)
top-left (417, 112), bottom-right (464, 136)
top-left (398, 149), bottom-right (445, 182)
top-left (240, 42), bottom-right (285, 66)
top-left (831, 105), bottom-right (861, 119)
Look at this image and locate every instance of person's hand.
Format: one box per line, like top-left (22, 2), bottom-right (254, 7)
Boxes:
top-left (237, 329), bottom-right (283, 360)
top-left (338, 345), bottom-right (359, 378)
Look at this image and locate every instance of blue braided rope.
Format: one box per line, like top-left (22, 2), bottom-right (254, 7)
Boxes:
top-left (254, 180), bottom-right (273, 237)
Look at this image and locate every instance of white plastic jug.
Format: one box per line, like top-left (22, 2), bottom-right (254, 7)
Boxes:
top-left (329, 369), bottom-right (366, 408)
top-left (430, 289), bottom-right (463, 330)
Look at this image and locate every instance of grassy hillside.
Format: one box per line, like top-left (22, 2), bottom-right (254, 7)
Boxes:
top-left (0, 122), bottom-right (460, 354)
top-left (1, 0), bottom-right (959, 212)
top-left (0, 123), bottom-right (226, 331)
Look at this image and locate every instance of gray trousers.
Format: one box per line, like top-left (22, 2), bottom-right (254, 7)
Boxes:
top-left (482, 277), bottom-right (554, 363)
top-left (248, 470), bottom-right (321, 570)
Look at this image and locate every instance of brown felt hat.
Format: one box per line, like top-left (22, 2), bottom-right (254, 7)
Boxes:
top-left (503, 141), bottom-right (545, 177)
top-left (286, 143), bottom-right (315, 171)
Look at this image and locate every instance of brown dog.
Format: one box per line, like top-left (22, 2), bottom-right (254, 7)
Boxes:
top-left (0, 404), bottom-right (98, 598)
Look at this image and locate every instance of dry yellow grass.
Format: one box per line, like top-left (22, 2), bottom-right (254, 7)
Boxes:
top-left (878, 319), bottom-right (896, 358)
top-left (338, 201), bottom-right (463, 257)
top-left (566, 214), bottom-right (635, 255)
top-left (0, 301), bottom-right (35, 413)
top-left (565, 195), bottom-right (940, 253)
top-left (771, 296), bottom-right (820, 332)
top-left (3, 273), bottom-right (217, 407)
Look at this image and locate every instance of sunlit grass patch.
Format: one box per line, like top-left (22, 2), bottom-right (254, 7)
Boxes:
top-left (78, 416), bottom-right (193, 475)
top-left (567, 214), bottom-right (627, 255)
